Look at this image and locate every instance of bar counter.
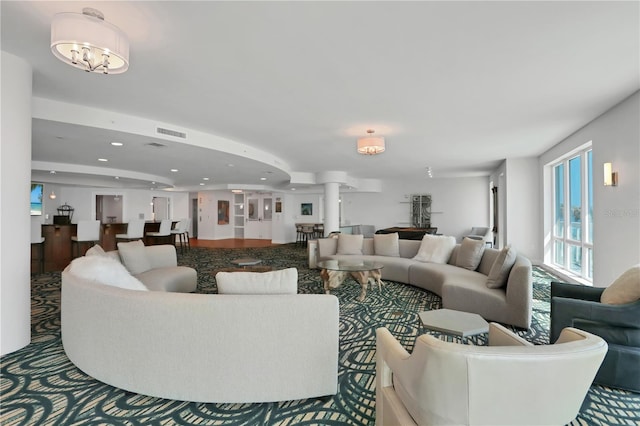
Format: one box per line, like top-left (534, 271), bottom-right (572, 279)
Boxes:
top-left (36, 222), bottom-right (174, 273)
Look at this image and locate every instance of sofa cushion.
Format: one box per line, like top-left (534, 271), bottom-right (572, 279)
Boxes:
top-left (68, 255), bottom-right (148, 291)
top-left (486, 245), bottom-right (517, 289)
top-left (455, 237), bottom-right (486, 271)
top-left (85, 244), bottom-right (107, 257)
top-left (374, 233), bottom-right (400, 257)
top-left (117, 240), bottom-right (151, 275)
top-left (412, 235), bottom-right (456, 264)
top-left (216, 267), bottom-right (298, 294)
top-left (136, 266), bottom-right (197, 292)
top-left (337, 234), bottom-right (364, 255)
top-left (601, 264), bottom-right (640, 305)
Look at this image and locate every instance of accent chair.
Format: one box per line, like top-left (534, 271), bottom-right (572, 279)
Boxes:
top-left (376, 324), bottom-right (607, 425)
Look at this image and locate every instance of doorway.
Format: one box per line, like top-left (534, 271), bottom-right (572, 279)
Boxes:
top-left (96, 195), bottom-right (123, 223)
top-left (191, 198), bottom-right (198, 239)
top-left (152, 197), bottom-right (170, 221)
top-left (244, 193), bottom-right (272, 240)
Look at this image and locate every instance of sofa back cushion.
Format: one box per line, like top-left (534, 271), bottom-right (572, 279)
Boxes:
top-left (374, 233), bottom-right (400, 257)
top-left (216, 268), bottom-right (298, 294)
top-left (117, 240), bottom-right (151, 275)
top-left (455, 237), bottom-right (486, 271)
top-left (486, 245), bottom-right (518, 289)
top-left (337, 234), bottom-right (364, 255)
top-left (601, 264), bottom-right (640, 305)
top-left (412, 235), bottom-right (456, 264)
top-left (68, 255), bottom-right (148, 291)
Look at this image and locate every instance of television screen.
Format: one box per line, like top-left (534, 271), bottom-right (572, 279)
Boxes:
top-left (31, 183), bottom-right (43, 216)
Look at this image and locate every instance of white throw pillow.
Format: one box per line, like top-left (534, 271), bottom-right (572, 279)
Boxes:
top-left (486, 245), bottom-right (517, 289)
top-left (373, 233), bottom-right (400, 257)
top-left (412, 235), bottom-right (456, 264)
top-left (85, 244), bottom-right (107, 257)
top-left (68, 255), bottom-right (148, 291)
top-left (455, 237), bottom-right (486, 271)
top-left (601, 264), bottom-right (640, 305)
top-left (337, 234), bottom-right (364, 255)
top-left (117, 240), bottom-right (151, 275)
top-left (216, 267), bottom-right (298, 294)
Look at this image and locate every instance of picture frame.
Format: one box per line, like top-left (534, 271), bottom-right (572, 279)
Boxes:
top-left (301, 203), bottom-right (312, 216)
top-left (275, 201), bottom-right (282, 213)
top-left (218, 200), bottom-right (229, 225)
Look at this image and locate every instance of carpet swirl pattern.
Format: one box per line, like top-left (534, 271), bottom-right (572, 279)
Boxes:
top-left (1, 244), bottom-right (639, 425)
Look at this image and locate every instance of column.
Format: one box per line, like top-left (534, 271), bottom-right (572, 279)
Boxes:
top-left (1, 51), bottom-right (32, 355)
top-left (324, 182), bottom-right (340, 236)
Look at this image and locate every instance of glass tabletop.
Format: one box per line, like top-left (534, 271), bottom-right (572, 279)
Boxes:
top-left (317, 260), bottom-right (384, 272)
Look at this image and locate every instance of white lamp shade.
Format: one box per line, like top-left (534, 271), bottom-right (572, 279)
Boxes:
top-left (51, 12), bottom-right (129, 74)
top-left (357, 136), bottom-right (385, 155)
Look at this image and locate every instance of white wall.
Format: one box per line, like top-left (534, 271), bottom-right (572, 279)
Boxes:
top-left (540, 91), bottom-right (640, 286)
top-left (196, 191), bottom-right (234, 240)
top-left (340, 177), bottom-right (490, 241)
top-left (1, 51), bottom-right (32, 355)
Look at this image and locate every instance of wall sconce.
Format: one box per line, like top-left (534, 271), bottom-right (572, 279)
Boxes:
top-left (603, 162), bottom-right (618, 186)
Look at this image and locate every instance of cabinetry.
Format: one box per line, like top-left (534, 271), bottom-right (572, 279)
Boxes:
top-left (410, 194), bottom-right (432, 228)
top-left (233, 193), bottom-right (245, 238)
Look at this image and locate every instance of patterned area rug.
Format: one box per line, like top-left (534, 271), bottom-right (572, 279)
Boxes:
top-left (2, 244), bottom-right (639, 425)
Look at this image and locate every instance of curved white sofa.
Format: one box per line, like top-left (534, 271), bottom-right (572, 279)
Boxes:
top-left (318, 237), bottom-right (532, 329)
top-left (61, 264), bottom-right (339, 403)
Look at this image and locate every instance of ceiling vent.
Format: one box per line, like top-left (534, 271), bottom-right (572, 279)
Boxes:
top-left (146, 142), bottom-right (167, 148)
top-left (156, 127), bottom-right (187, 139)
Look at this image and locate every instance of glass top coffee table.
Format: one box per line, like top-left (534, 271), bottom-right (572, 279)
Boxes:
top-left (418, 308), bottom-right (489, 344)
top-left (317, 260), bottom-right (384, 301)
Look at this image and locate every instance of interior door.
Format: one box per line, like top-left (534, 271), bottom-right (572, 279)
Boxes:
top-left (244, 193), bottom-right (272, 239)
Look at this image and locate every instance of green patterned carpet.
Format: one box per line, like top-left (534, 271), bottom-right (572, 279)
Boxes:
top-left (2, 244), bottom-right (639, 425)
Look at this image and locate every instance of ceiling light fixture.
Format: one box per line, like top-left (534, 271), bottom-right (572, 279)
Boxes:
top-left (170, 169), bottom-right (178, 172)
top-left (49, 191), bottom-right (57, 200)
top-left (260, 177), bottom-right (267, 181)
top-left (111, 142), bottom-right (123, 146)
top-left (357, 129), bottom-right (385, 155)
top-left (231, 189), bottom-right (243, 193)
top-left (98, 158), bottom-right (108, 162)
top-left (50, 8), bottom-right (129, 74)
top-left (426, 167), bottom-right (433, 178)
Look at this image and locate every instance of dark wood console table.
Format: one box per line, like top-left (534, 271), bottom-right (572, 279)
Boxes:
top-left (375, 227), bottom-right (438, 240)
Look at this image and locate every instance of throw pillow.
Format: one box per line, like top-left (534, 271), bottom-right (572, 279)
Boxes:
top-left (337, 234), bottom-right (364, 255)
top-left (68, 255), bottom-right (148, 291)
top-left (373, 233), bottom-right (400, 257)
top-left (486, 245), bottom-right (517, 289)
top-left (601, 264), bottom-right (640, 305)
top-left (216, 267), bottom-right (298, 294)
top-left (117, 240), bottom-right (151, 275)
top-left (85, 244), bottom-right (107, 257)
top-left (455, 237), bottom-right (486, 271)
top-left (412, 235), bottom-right (456, 264)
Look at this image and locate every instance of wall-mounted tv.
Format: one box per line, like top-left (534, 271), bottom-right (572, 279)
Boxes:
top-left (31, 183), bottom-right (43, 216)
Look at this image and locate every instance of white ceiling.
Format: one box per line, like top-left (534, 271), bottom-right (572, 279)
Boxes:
top-left (2, 1), bottom-right (639, 191)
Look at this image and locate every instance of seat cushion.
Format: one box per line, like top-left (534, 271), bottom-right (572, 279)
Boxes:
top-left (136, 266), bottom-right (197, 293)
top-left (216, 268), bottom-right (298, 294)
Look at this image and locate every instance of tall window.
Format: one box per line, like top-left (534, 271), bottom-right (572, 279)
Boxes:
top-left (551, 147), bottom-right (593, 281)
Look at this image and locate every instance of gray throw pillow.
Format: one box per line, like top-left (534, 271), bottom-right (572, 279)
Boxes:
top-left (117, 240), bottom-right (151, 275)
top-left (373, 233), bottom-right (400, 257)
top-left (337, 234), bottom-right (364, 255)
top-left (455, 237), bottom-right (486, 271)
top-left (601, 264), bottom-right (640, 304)
top-left (486, 245), bottom-right (517, 289)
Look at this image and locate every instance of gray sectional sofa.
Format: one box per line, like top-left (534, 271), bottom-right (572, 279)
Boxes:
top-left (317, 236), bottom-right (533, 329)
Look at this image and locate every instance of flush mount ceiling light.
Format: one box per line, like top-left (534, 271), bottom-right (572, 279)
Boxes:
top-left (357, 129), bottom-right (385, 155)
top-left (50, 8), bottom-right (129, 74)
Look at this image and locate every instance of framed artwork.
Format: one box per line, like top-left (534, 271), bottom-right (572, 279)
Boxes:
top-left (275, 201), bottom-right (282, 213)
top-left (301, 203), bottom-right (312, 216)
top-left (218, 200), bottom-right (229, 225)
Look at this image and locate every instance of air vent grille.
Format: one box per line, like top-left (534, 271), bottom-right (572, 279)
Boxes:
top-left (156, 127), bottom-right (187, 139)
top-left (146, 142), bottom-right (167, 148)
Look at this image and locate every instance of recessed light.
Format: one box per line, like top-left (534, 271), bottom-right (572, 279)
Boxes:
top-left (114, 176), bottom-right (119, 180)
top-left (170, 169), bottom-right (178, 172)
top-left (227, 163), bottom-right (234, 167)
top-left (98, 158), bottom-right (108, 162)
top-left (291, 188), bottom-right (296, 191)
top-left (110, 142), bottom-right (123, 146)
top-left (199, 183), bottom-right (205, 186)
top-left (151, 181), bottom-right (156, 184)
top-left (203, 177), bottom-right (210, 181)
top-left (50, 170), bottom-right (56, 174)
top-left (260, 177), bottom-right (267, 181)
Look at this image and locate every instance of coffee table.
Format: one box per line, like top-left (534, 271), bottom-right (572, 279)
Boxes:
top-left (317, 260), bottom-right (384, 301)
top-left (418, 308), bottom-right (489, 344)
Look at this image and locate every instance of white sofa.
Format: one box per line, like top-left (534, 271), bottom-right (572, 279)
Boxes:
top-left (61, 260), bottom-right (340, 403)
top-left (376, 324), bottom-right (607, 425)
top-left (318, 236), bottom-right (532, 328)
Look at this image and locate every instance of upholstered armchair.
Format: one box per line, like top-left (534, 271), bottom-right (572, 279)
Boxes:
top-left (376, 324), bottom-right (607, 426)
top-left (465, 226), bottom-right (491, 245)
top-left (551, 281), bottom-right (640, 393)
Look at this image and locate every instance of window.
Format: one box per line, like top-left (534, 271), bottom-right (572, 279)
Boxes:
top-left (550, 146), bottom-right (593, 281)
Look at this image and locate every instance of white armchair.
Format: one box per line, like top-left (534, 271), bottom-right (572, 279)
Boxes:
top-left (376, 324), bottom-right (607, 426)
top-left (465, 226), bottom-right (492, 244)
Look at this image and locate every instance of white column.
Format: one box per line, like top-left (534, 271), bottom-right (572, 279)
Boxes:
top-left (1, 51), bottom-right (32, 355)
top-left (324, 182), bottom-right (340, 236)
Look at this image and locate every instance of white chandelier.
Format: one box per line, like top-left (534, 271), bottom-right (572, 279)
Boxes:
top-left (50, 8), bottom-right (129, 75)
top-left (357, 129), bottom-right (385, 155)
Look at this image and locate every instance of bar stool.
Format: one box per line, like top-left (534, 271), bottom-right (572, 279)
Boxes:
top-left (170, 219), bottom-right (189, 253)
top-left (71, 220), bottom-right (101, 258)
top-left (31, 220), bottom-right (45, 273)
top-left (115, 219), bottom-right (145, 242)
top-left (313, 223), bottom-right (324, 239)
top-left (301, 224), bottom-right (315, 247)
top-left (296, 223), bottom-right (305, 246)
top-left (146, 219), bottom-right (172, 245)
